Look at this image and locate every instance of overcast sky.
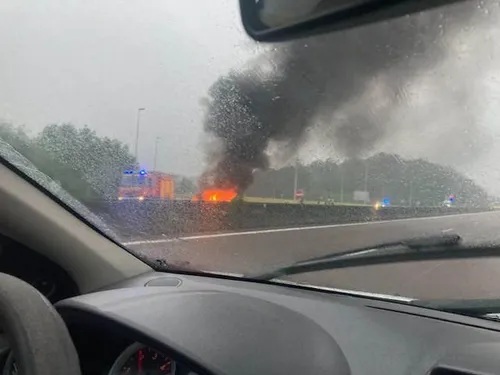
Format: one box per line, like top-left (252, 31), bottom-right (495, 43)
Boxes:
top-left (0, 0), bottom-right (256, 177)
top-left (2, 1), bottom-right (500, 194)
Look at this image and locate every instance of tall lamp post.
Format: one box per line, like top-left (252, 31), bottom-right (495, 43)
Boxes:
top-left (293, 159), bottom-right (299, 200)
top-left (134, 108), bottom-right (146, 161)
top-left (364, 160), bottom-right (369, 192)
top-left (340, 163), bottom-right (344, 203)
top-left (153, 136), bottom-right (161, 171)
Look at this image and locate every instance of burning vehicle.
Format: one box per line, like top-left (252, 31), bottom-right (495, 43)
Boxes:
top-left (192, 189), bottom-right (238, 203)
top-left (118, 170), bottom-right (175, 201)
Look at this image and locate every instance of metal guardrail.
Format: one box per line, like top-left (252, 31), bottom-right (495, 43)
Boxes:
top-left (83, 200), bottom-right (490, 240)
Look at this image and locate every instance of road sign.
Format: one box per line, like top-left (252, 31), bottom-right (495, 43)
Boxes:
top-left (295, 189), bottom-right (304, 199)
top-left (353, 190), bottom-right (370, 203)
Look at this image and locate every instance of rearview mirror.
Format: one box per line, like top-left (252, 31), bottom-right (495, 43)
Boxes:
top-left (239, 0), bottom-right (468, 42)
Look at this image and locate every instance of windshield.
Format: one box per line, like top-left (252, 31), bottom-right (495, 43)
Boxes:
top-left (2, 0), bottom-right (500, 303)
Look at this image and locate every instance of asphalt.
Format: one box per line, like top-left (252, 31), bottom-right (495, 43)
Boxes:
top-left (126, 211), bottom-right (500, 300)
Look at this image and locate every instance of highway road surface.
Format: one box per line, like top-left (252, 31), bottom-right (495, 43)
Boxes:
top-left (125, 211), bottom-right (500, 300)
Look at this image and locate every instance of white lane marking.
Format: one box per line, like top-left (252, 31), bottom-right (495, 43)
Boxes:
top-left (441, 228), bottom-right (455, 233)
top-left (122, 211), bottom-right (497, 246)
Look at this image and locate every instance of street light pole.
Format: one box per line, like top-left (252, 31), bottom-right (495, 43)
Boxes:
top-left (134, 108), bottom-right (146, 161)
top-left (293, 159), bottom-right (298, 200)
top-left (363, 160), bottom-right (370, 204)
top-left (153, 136), bottom-right (161, 171)
top-left (409, 179), bottom-right (413, 207)
top-left (363, 161), bottom-right (369, 192)
top-left (340, 164), bottom-right (344, 203)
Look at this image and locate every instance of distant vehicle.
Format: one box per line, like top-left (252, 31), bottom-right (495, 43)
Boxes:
top-left (442, 194), bottom-right (456, 208)
top-left (374, 197), bottom-right (390, 210)
top-left (442, 200), bottom-right (452, 208)
top-left (381, 197), bottom-right (390, 207)
top-left (118, 170), bottom-right (175, 201)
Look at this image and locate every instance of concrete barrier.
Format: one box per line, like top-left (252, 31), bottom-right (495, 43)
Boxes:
top-left (84, 200), bottom-right (489, 240)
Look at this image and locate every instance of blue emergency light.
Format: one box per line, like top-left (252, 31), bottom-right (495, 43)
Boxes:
top-left (123, 169), bottom-right (147, 175)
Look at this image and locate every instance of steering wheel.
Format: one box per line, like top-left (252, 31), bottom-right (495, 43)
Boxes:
top-left (0, 272), bottom-right (80, 375)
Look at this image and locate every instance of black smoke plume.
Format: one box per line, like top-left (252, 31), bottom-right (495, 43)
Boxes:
top-left (200, 1), bottom-right (488, 193)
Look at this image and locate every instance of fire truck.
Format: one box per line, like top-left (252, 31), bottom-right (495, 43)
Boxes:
top-left (118, 170), bottom-right (175, 201)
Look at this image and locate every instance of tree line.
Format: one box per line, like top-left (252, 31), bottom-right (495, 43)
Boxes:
top-left (0, 123), bottom-right (490, 207)
top-left (246, 153), bottom-right (490, 207)
top-left (0, 123), bottom-right (136, 202)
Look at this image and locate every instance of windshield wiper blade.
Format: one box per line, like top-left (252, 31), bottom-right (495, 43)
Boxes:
top-left (247, 234), bottom-right (500, 281)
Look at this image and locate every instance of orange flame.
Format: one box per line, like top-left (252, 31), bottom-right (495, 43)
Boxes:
top-left (192, 189), bottom-right (237, 202)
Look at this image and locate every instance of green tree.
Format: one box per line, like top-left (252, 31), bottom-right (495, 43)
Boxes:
top-left (247, 153), bottom-right (489, 206)
top-left (36, 124), bottom-right (136, 200)
top-left (0, 123), bottom-right (98, 200)
top-left (0, 122), bottom-right (136, 202)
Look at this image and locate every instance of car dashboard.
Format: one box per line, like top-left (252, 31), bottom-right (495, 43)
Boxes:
top-left (1, 233), bottom-right (500, 375)
top-left (64, 322), bottom-right (198, 375)
top-left (51, 272), bottom-right (500, 375)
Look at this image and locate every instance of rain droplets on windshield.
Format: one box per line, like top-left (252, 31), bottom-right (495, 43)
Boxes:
top-left (2, 0), bottom-right (500, 299)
